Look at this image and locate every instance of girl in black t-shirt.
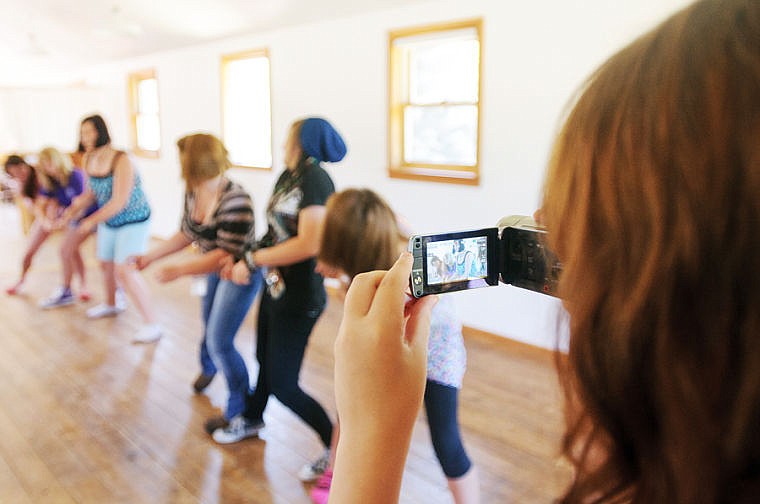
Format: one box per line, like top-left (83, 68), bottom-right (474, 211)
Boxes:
top-left (218, 118), bottom-right (346, 482)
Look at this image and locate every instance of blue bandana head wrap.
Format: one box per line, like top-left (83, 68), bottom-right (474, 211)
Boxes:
top-left (300, 117), bottom-right (347, 163)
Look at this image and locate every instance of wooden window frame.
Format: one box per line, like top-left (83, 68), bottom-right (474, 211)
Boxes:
top-left (388, 18), bottom-right (483, 185)
top-left (220, 48), bottom-right (273, 171)
top-left (127, 68), bottom-right (161, 159)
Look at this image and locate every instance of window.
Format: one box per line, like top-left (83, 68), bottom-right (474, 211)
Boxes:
top-left (128, 69), bottom-right (161, 157)
top-left (388, 19), bottom-right (482, 185)
top-left (221, 49), bottom-right (273, 169)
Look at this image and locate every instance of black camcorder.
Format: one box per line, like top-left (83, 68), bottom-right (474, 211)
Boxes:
top-left (408, 216), bottom-right (561, 298)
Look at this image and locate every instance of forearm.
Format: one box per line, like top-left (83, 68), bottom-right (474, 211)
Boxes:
top-left (253, 235), bottom-right (319, 267)
top-left (32, 199), bottom-right (49, 221)
top-left (254, 205), bottom-right (325, 268)
top-left (84, 198), bottom-right (126, 226)
top-left (173, 248), bottom-right (230, 277)
top-left (144, 232), bottom-right (193, 264)
top-left (330, 428), bottom-right (413, 503)
top-left (44, 200), bottom-right (60, 221)
top-left (62, 193), bottom-right (94, 222)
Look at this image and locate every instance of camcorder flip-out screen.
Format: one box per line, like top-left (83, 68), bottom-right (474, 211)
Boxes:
top-left (409, 216), bottom-right (561, 298)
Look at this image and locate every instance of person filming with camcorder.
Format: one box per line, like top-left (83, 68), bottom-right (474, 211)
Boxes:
top-left (327, 1), bottom-right (760, 503)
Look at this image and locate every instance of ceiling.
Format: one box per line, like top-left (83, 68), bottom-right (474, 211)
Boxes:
top-left (0, 0), bottom-right (425, 87)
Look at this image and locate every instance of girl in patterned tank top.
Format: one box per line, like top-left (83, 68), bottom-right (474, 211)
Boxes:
top-left (61, 114), bottom-right (162, 343)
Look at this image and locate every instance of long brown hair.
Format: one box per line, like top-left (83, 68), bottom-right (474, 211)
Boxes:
top-left (542, 0), bottom-right (760, 502)
top-left (4, 154), bottom-right (38, 199)
top-left (285, 120), bottom-right (305, 170)
top-left (81, 114), bottom-right (111, 148)
top-left (319, 188), bottom-right (404, 279)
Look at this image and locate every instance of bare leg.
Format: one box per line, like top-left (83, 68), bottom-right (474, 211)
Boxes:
top-left (72, 247), bottom-right (89, 297)
top-left (60, 226), bottom-right (91, 294)
top-left (84, 260), bottom-right (123, 318)
top-left (114, 263), bottom-right (157, 324)
top-left (8, 223), bottom-right (50, 293)
top-left (447, 467), bottom-right (480, 504)
top-left (101, 261), bottom-right (117, 306)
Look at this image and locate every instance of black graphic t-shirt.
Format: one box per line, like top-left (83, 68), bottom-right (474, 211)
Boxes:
top-left (259, 157), bottom-right (335, 310)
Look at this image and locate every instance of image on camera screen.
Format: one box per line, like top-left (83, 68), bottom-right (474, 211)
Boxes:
top-left (426, 236), bottom-right (488, 286)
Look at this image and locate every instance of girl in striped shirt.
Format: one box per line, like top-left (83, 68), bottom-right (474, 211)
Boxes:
top-left (133, 134), bottom-right (262, 431)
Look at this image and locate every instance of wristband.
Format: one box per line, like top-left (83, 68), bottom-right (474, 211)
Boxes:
top-left (244, 249), bottom-right (258, 272)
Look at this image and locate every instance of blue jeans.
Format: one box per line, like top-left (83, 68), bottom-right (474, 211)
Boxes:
top-left (199, 270), bottom-right (262, 419)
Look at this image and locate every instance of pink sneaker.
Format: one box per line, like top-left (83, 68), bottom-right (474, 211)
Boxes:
top-left (309, 469), bottom-right (332, 504)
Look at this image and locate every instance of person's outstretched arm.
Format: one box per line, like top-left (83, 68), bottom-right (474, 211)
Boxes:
top-left (330, 252), bottom-right (438, 503)
top-left (132, 231), bottom-right (193, 270)
top-left (252, 205), bottom-right (326, 267)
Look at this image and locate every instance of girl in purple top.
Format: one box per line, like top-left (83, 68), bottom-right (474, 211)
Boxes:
top-left (6, 147), bottom-right (94, 302)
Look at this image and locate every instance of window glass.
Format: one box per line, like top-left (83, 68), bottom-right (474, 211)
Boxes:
top-left (128, 70), bottom-right (161, 157)
top-left (388, 20), bottom-right (482, 184)
top-left (221, 51), bottom-right (272, 169)
top-left (137, 79), bottom-right (159, 114)
top-left (403, 105), bottom-right (478, 166)
top-left (409, 37), bottom-right (479, 104)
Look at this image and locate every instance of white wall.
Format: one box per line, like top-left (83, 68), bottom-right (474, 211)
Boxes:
top-left (0, 86), bottom-right (107, 154)
top-left (2, 0), bottom-right (692, 348)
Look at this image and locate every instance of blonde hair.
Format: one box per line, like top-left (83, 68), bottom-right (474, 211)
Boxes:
top-left (285, 120), bottom-right (306, 169)
top-left (176, 133), bottom-right (230, 191)
top-left (36, 146), bottom-right (73, 191)
top-left (542, 0), bottom-right (760, 502)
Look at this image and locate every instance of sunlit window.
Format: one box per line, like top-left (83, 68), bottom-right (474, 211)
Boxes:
top-left (389, 20), bottom-right (482, 184)
top-left (128, 69), bottom-right (161, 157)
top-left (221, 49), bottom-right (272, 169)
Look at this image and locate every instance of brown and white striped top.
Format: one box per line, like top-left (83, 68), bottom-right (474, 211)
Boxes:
top-left (180, 178), bottom-right (254, 258)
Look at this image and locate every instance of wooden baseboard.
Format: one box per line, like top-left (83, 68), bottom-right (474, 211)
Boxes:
top-left (462, 324), bottom-right (556, 360)
top-left (326, 283), bottom-right (555, 359)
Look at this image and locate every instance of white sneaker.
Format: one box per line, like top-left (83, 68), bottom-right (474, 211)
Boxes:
top-left (212, 415), bottom-right (264, 444)
top-left (86, 303), bottom-right (122, 319)
top-left (115, 288), bottom-right (127, 310)
top-left (298, 449), bottom-right (331, 482)
top-left (39, 287), bottom-right (76, 309)
top-left (133, 324), bottom-right (162, 343)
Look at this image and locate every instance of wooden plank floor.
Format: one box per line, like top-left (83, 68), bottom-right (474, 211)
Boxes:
top-left (0, 203), bottom-right (571, 503)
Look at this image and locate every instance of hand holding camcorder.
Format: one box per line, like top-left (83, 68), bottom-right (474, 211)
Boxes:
top-left (408, 216), bottom-right (561, 298)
